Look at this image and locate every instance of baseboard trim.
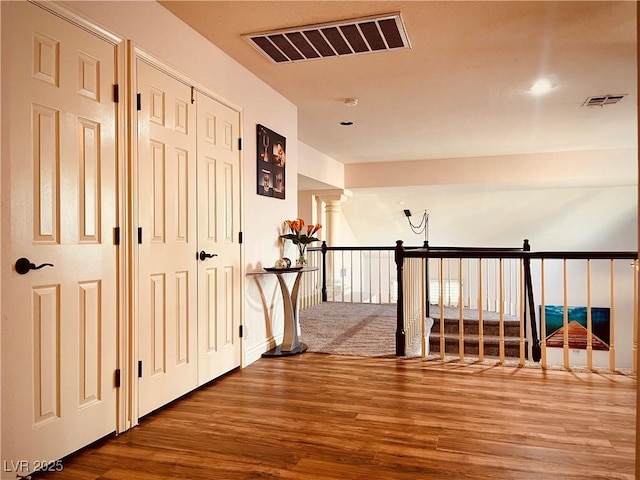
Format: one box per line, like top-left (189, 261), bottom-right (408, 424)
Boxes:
top-left (243, 334), bottom-right (283, 366)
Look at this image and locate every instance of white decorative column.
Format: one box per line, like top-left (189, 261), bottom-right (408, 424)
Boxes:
top-left (316, 189), bottom-right (352, 247)
top-left (316, 190), bottom-right (352, 299)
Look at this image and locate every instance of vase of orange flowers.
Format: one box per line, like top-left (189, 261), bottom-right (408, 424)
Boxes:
top-left (280, 218), bottom-right (322, 267)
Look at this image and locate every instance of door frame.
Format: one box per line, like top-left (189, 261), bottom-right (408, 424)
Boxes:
top-left (129, 45), bottom-right (244, 425)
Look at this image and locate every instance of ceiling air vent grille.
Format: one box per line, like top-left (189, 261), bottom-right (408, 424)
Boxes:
top-left (582, 94), bottom-right (627, 107)
top-left (243, 13), bottom-right (411, 64)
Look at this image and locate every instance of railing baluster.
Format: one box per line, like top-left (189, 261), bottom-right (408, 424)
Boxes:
top-left (519, 259), bottom-right (525, 366)
top-left (563, 259), bottom-right (569, 370)
top-left (359, 250), bottom-right (363, 303)
top-left (368, 252), bottom-right (373, 303)
top-left (340, 250), bottom-right (345, 302)
top-left (485, 259), bottom-right (490, 312)
top-left (446, 259), bottom-right (451, 307)
top-left (458, 258), bottom-right (464, 361)
top-left (541, 259), bottom-right (547, 369)
top-left (631, 258), bottom-right (638, 373)
top-left (388, 252), bottom-right (392, 303)
top-left (331, 251), bottom-right (336, 302)
top-left (586, 259), bottom-right (593, 371)
top-left (439, 258), bottom-right (445, 360)
top-left (376, 251), bottom-right (380, 304)
top-left (421, 258), bottom-right (426, 357)
top-left (510, 259), bottom-right (515, 316)
top-left (609, 259), bottom-right (615, 373)
top-left (466, 258), bottom-right (471, 309)
top-left (349, 250), bottom-right (354, 303)
top-left (499, 258), bottom-right (505, 364)
top-left (495, 259), bottom-right (500, 312)
top-left (478, 258), bottom-right (484, 362)
top-left (508, 259), bottom-right (516, 315)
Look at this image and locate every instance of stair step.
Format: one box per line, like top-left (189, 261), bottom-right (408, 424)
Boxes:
top-left (430, 317), bottom-right (522, 337)
top-left (430, 333), bottom-right (522, 343)
top-left (429, 333), bottom-right (527, 358)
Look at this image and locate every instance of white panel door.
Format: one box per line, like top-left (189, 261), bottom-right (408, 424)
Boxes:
top-left (1, 2), bottom-right (118, 475)
top-left (196, 93), bottom-right (242, 384)
top-left (136, 59), bottom-right (199, 416)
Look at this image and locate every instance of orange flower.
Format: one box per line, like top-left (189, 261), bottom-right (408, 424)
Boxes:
top-left (280, 218), bottom-right (322, 245)
top-left (307, 223), bottom-right (321, 236)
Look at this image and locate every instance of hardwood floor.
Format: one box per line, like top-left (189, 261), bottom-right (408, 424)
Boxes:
top-left (35, 354), bottom-right (635, 480)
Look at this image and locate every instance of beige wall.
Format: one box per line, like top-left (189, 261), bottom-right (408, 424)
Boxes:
top-left (341, 147), bottom-right (637, 249)
top-left (64, 0), bottom-right (299, 365)
top-left (298, 141), bottom-right (345, 189)
top-left (343, 183), bottom-right (637, 250)
top-left (345, 148), bottom-right (636, 189)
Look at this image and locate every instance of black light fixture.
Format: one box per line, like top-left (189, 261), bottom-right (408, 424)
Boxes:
top-left (403, 209), bottom-right (429, 245)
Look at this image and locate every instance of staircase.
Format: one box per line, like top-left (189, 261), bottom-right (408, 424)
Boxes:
top-left (428, 311), bottom-right (526, 358)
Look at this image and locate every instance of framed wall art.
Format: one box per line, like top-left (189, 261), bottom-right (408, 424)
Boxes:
top-left (542, 305), bottom-right (610, 351)
top-left (256, 124), bottom-right (286, 199)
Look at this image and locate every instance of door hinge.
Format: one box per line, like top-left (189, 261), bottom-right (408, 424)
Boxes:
top-left (190, 86), bottom-right (195, 104)
top-left (238, 231), bottom-right (243, 244)
top-left (239, 325), bottom-right (244, 338)
top-left (115, 369), bottom-right (121, 388)
top-left (113, 84), bottom-right (119, 103)
top-left (136, 93), bottom-right (142, 111)
top-left (114, 226), bottom-right (120, 246)
top-left (138, 360), bottom-right (143, 378)
top-left (238, 138), bottom-right (242, 151)
top-left (138, 227), bottom-right (142, 244)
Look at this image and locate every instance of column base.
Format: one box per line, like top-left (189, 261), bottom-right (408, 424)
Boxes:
top-left (261, 343), bottom-right (309, 357)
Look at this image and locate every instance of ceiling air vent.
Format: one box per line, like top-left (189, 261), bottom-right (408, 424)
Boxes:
top-left (582, 94), bottom-right (627, 107)
top-left (243, 13), bottom-right (411, 64)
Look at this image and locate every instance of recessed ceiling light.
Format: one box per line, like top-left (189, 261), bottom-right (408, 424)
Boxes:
top-left (530, 78), bottom-right (553, 95)
top-left (340, 121), bottom-right (354, 126)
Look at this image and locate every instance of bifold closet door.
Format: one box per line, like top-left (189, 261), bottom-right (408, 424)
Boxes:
top-left (136, 59), bottom-right (198, 417)
top-left (2, 1), bottom-right (119, 474)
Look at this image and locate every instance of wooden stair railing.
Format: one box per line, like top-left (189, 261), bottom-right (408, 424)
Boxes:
top-left (395, 240), bottom-right (638, 371)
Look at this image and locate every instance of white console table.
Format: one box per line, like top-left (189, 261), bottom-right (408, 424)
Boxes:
top-left (248, 266), bottom-right (318, 357)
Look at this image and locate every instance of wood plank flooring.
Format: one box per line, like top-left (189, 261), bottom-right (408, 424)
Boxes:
top-left (35, 354), bottom-right (635, 480)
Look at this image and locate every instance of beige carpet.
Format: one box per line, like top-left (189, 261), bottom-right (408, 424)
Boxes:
top-left (299, 302), bottom-right (420, 357)
top-left (299, 302), bottom-right (514, 358)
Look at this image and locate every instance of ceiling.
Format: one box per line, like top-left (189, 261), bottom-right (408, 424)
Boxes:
top-left (160, 1), bottom-right (636, 169)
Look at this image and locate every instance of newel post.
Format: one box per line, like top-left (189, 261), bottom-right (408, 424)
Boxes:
top-left (395, 240), bottom-right (406, 356)
top-left (321, 241), bottom-right (327, 302)
top-left (523, 239), bottom-right (541, 362)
